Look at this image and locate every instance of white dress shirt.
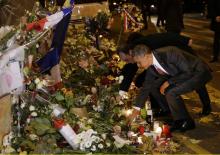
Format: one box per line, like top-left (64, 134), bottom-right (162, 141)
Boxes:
top-left (133, 53), bottom-right (169, 111)
top-left (152, 53), bottom-right (169, 74)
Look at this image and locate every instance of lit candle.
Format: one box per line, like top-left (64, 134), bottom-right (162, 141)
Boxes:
top-left (126, 109), bottom-right (133, 116)
top-left (155, 127), bottom-right (162, 136)
top-left (153, 121), bottom-right (160, 131)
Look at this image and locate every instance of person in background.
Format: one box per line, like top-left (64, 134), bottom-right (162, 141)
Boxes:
top-left (161, 0), bottom-right (184, 34)
top-left (156, 0), bottom-right (165, 27)
top-left (129, 45), bottom-right (212, 132)
top-left (209, 0), bottom-right (220, 63)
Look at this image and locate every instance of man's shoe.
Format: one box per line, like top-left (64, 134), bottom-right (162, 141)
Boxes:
top-left (179, 119), bottom-right (195, 132)
top-left (170, 119), bottom-right (195, 132)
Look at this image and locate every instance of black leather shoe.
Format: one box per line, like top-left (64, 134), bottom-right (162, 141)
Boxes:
top-left (179, 119), bottom-right (195, 132)
top-left (170, 119), bottom-right (195, 132)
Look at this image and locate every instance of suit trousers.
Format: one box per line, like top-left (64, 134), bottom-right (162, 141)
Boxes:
top-left (135, 71), bottom-right (169, 112)
top-left (165, 77), bottom-right (210, 120)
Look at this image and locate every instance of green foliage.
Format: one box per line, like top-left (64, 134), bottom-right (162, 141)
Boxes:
top-left (0, 29), bottom-right (16, 51)
top-left (29, 118), bottom-right (56, 136)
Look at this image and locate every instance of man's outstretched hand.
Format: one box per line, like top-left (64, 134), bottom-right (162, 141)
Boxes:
top-left (127, 108), bottom-right (140, 125)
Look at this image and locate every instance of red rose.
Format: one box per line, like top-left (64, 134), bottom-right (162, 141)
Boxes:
top-left (139, 126), bottom-right (145, 135)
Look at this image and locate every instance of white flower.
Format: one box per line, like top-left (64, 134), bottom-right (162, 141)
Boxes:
top-left (91, 145), bottom-right (96, 152)
top-left (87, 119), bottom-right (93, 124)
top-left (106, 142), bottom-right (111, 147)
top-left (20, 103), bottom-right (26, 109)
top-left (36, 44), bottom-right (39, 48)
top-left (42, 80), bottom-right (47, 86)
top-left (75, 136), bottom-right (83, 144)
top-left (26, 118), bottom-right (31, 124)
top-left (101, 133), bottom-right (107, 140)
top-left (31, 112), bottom-right (37, 117)
top-left (29, 105), bottom-right (35, 111)
top-left (36, 82), bottom-right (43, 89)
top-left (80, 143), bottom-right (85, 151)
top-left (29, 134), bottom-right (38, 141)
top-left (113, 135), bottom-right (131, 148)
top-left (98, 143), bottom-right (104, 149)
top-left (94, 137), bottom-right (100, 143)
top-left (91, 135), bottom-right (100, 143)
top-left (118, 101), bottom-right (124, 105)
top-left (92, 104), bottom-right (102, 112)
top-left (85, 141), bottom-right (92, 148)
top-left (127, 131), bottom-right (135, 138)
top-left (86, 129), bottom-right (96, 137)
top-left (34, 78), bottom-right (40, 84)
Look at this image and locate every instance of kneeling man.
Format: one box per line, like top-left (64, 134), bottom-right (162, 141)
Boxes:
top-left (129, 45), bottom-right (212, 132)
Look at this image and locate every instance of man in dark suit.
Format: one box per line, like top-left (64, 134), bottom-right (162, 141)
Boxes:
top-left (129, 45), bottom-right (212, 132)
top-left (119, 32), bottom-right (193, 116)
top-left (209, 0), bottom-right (220, 62)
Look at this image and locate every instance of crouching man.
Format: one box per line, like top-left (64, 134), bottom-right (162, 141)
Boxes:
top-left (129, 45), bottom-right (212, 132)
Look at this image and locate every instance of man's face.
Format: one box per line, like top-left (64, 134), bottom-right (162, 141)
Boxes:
top-left (119, 52), bottom-right (134, 63)
top-left (133, 54), bottom-right (152, 69)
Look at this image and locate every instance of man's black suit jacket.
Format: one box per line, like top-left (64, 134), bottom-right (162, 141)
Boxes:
top-left (120, 32), bottom-right (192, 91)
top-left (135, 46), bottom-right (212, 108)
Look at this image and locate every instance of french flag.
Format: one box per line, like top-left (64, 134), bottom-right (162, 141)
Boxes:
top-left (26, 3), bottom-right (74, 31)
top-left (36, 0), bottom-right (74, 73)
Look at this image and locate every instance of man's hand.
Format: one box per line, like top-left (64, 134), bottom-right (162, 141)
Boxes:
top-left (188, 39), bottom-right (193, 46)
top-left (127, 108), bottom-right (140, 124)
top-left (216, 16), bottom-right (220, 22)
top-left (160, 81), bottom-right (170, 95)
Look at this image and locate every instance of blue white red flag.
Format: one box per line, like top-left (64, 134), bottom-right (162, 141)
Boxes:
top-left (27, 7), bottom-right (73, 31)
top-left (36, 0), bottom-right (74, 73)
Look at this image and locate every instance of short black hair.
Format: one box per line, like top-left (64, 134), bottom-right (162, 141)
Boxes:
top-left (131, 44), bottom-right (152, 57)
top-left (126, 32), bottom-right (144, 44)
top-left (117, 44), bottom-right (132, 54)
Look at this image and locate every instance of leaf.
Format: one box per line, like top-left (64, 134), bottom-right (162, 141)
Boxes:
top-left (140, 108), bottom-right (147, 119)
top-left (30, 118), bottom-right (53, 136)
top-left (189, 139), bottom-right (201, 144)
top-left (117, 61), bottom-right (126, 69)
top-left (55, 92), bottom-right (65, 101)
top-left (107, 75), bottom-right (115, 81)
top-left (199, 116), bottom-right (214, 124)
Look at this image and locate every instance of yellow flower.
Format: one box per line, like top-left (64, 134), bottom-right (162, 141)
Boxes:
top-left (107, 75), bottom-right (115, 81)
top-left (117, 61), bottom-right (126, 69)
top-left (61, 88), bottom-right (67, 94)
